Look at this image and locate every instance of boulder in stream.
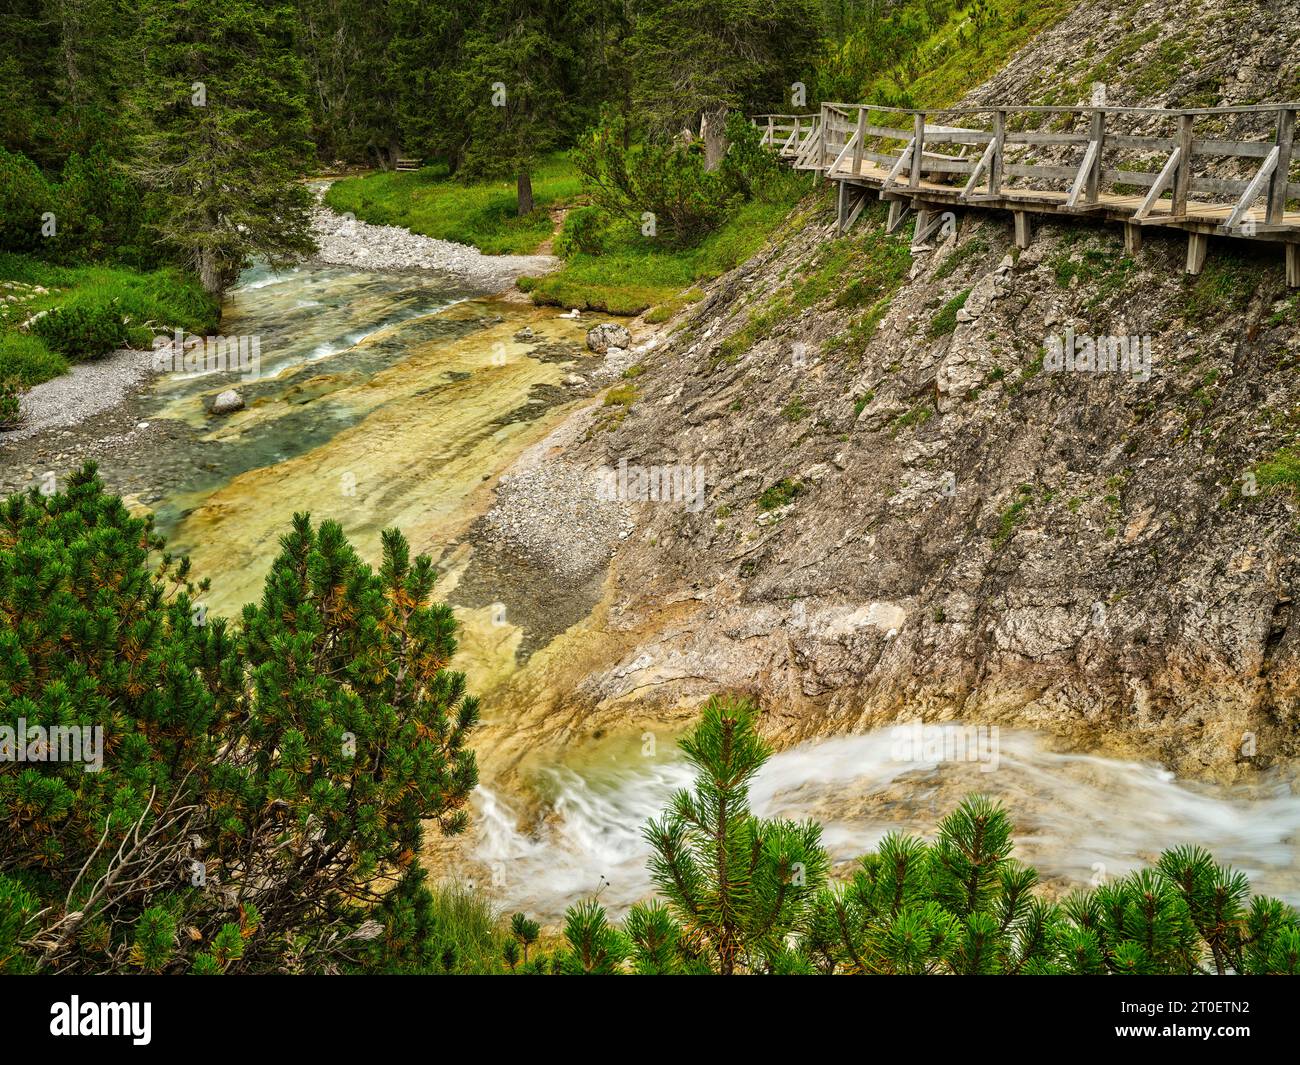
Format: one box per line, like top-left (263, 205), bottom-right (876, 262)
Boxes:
top-left (585, 322), bottom-right (631, 354)
top-left (212, 389), bottom-right (245, 415)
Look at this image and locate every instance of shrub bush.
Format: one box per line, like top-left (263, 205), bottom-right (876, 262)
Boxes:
top-left (0, 468), bottom-right (480, 974)
top-left (514, 702), bottom-right (1300, 975)
top-left (0, 378), bottom-right (23, 430)
top-left (29, 300), bottom-right (142, 359)
top-left (0, 149), bottom-right (53, 255)
top-left (575, 117), bottom-right (737, 248)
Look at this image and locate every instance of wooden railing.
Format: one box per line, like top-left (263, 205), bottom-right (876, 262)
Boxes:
top-left (752, 113), bottom-right (821, 164)
top-left (757, 100), bottom-right (1299, 283)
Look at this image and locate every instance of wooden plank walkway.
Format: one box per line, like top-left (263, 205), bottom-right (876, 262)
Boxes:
top-left (754, 102), bottom-right (1300, 286)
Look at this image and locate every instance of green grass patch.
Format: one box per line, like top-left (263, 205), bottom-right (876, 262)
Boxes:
top-left (892, 401), bottom-right (935, 434)
top-left (423, 882), bottom-right (508, 975)
top-left (1183, 249), bottom-right (1271, 325)
top-left (781, 395), bottom-right (810, 423)
top-left (1254, 447), bottom-right (1300, 496)
top-left (644, 287), bottom-right (705, 324)
top-left (0, 332), bottom-right (68, 387)
top-left (0, 253), bottom-right (217, 384)
top-left (757, 477), bottom-right (806, 511)
top-left (324, 153), bottom-right (581, 255)
top-left (992, 486), bottom-right (1036, 549)
top-left (525, 198), bottom-right (800, 316)
top-left (859, 0), bottom-right (1078, 110)
top-left (928, 289), bottom-right (970, 338)
top-left (934, 237), bottom-right (990, 281)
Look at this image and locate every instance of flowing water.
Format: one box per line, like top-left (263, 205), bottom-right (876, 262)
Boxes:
top-left (103, 257), bottom-right (1300, 926)
top-left (473, 727), bottom-right (1300, 922)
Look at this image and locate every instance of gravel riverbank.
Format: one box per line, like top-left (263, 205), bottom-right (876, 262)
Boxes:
top-left (310, 199), bottom-right (558, 290)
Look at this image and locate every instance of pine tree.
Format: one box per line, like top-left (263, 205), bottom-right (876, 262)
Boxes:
top-left (128, 0), bottom-right (316, 298)
top-left (556, 899), bottom-right (630, 974)
top-left (642, 695), bottom-right (829, 974)
top-left (0, 466), bottom-right (479, 973)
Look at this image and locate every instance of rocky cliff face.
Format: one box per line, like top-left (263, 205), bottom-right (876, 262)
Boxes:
top-left (482, 0), bottom-right (1300, 780)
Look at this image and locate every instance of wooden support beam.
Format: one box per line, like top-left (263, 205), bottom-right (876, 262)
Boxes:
top-left (912, 208), bottom-right (951, 247)
top-left (829, 129), bottom-right (859, 176)
top-left (1268, 108), bottom-right (1296, 224)
top-left (1085, 108), bottom-right (1106, 203)
top-left (886, 199), bottom-right (911, 234)
top-left (1013, 211), bottom-right (1032, 250)
top-left (1066, 138), bottom-right (1101, 208)
top-left (882, 138), bottom-right (915, 189)
top-left (843, 189), bottom-right (869, 234)
top-left (1134, 145), bottom-right (1182, 221)
top-left (910, 112), bottom-right (926, 187)
top-left (1287, 244), bottom-right (1300, 289)
top-left (1186, 232), bottom-right (1209, 275)
top-left (836, 180), bottom-right (848, 234)
top-left (961, 138), bottom-right (997, 200)
top-left (1124, 223), bottom-right (1143, 255)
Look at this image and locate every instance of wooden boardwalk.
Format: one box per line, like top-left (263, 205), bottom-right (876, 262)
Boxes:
top-left (755, 102), bottom-right (1300, 286)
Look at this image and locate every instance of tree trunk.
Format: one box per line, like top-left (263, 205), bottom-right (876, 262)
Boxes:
top-left (198, 248), bottom-right (224, 302)
top-left (701, 108), bottom-right (729, 171)
top-left (517, 170), bottom-right (534, 216)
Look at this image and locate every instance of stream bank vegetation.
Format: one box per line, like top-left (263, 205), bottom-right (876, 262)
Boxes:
top-left (4, 477), bottom-right (1296, 975)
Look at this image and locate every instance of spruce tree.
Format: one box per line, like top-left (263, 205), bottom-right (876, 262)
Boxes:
top-left (628, 0), bottom-right (824, 166)
top-left (128, 0), bottom-right (316, 298)
top-left (448, 0), bottom-right (578, 214)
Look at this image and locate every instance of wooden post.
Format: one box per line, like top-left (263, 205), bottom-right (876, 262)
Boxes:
top-left (1124, 223), bottom-right (1143, 255)
top-left (886, 199), bottom-right (907, 232)
top-left (1013, 211), bottom-right (1031, 249)
top-left (819, 104), bottom-right (830, 173)
top-left (852, 106), bottom-right (866, 177)
top-left (1085, 108), bottom-right (1106, 203)
top-left (1173, 113), bottom-right (1194, 218)
top-left (1267, 107), bottom-right (1295, 224)
top-left (1287, 244), bottom-right (1300, 289)
top-left (1186, 232), bottom-right (1209, 275)
top-left (910, 111), bottom-right (926, 187)
top-left (989, 110), bottom-right (1006, 196)
top-left (836, 180), bottom-right (848, 234)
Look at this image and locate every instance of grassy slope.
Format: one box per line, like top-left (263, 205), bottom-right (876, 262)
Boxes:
top-left (0, 253), bottom-right (218, 388)
top-left (520, 197), bottom-right (808, 316)
top-left (898, 0), bottom-right (1078, 107)
top-left (324, 154), bottom-right (582, 256)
